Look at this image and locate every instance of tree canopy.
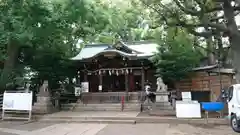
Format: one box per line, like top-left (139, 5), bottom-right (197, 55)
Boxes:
top-left (140, 0), bottom-right (240, 82)
top-left (151, 28), bottom-right (202, 82)
top-left (0, 0), bottom-right (117, 90)
top-left (0, 0), bottom-right (216, 91)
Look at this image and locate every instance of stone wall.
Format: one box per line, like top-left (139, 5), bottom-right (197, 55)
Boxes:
top-left (175, 71), bottom-right (235, 101)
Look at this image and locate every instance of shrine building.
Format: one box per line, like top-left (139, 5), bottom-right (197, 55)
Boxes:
top-left (71, 41), bottom-right (158, 94)
top-left (70, 41), bottom-right (236, 103)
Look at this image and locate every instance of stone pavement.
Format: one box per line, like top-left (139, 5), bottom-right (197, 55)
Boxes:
top-left (0, 121), bottom-right (238, 135)
top-left (37, 111), bottom-right (229, 125)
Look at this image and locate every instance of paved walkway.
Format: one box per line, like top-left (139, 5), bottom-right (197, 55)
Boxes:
top-left (0, 111), bottom-right (235, 135)
top-left (0, 122), bottom-right (238, 135)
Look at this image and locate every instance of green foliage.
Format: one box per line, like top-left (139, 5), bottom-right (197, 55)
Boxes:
top-left (93, 0), bottom-right (155, 42)
top-left (0, 0), bottom-right (117, 90)
top-left (152, 28), bottom-right (202, 82)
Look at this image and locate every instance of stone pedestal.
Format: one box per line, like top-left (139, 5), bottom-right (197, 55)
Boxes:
top-left (155, 91), bottom-right (169, 102)
top-left (149, 91), bottom-right (175, 116)
top-left (32, 80), bottom-right (56, 114)
top-left (33, 96), bottom-right (56, 114)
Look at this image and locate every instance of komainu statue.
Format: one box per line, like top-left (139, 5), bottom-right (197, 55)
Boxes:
top-left (156, 77), bottom-right (167, 92)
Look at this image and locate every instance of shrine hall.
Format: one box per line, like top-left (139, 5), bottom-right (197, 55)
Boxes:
top-left (71, 41), bottom-right (158, 98)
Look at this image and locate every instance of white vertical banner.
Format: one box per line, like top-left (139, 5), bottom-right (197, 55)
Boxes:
top-left (98, 85), bottom-right (102, 91)
top-left (81, 82), bottom-right (89, 93)
top-left (74, 87), bottom-right (81, 96)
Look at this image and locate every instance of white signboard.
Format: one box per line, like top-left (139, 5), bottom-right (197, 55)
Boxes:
top-left (2, 92), bottom-right (33, 111)
top-left (176, 101), bottom-right (201, 118)
top-left (74, 87), bottom-right (81, 96)
top-left (81, 82), bottom-right (89, 93)
top-left (181, 92), bottom-right (192, 101)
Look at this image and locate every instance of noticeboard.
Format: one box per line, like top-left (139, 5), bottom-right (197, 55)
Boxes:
top-left (2, 92), bottom-right (33, 111)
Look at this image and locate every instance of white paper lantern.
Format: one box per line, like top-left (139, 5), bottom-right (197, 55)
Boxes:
top-left (126, 69), bottom-right (129, 74)
top-left (98, 70), bottom-right (101, 75)
top-left (109, 70), bottom-right (111, 76)
top-left (116, 70), bottom-right (119, 76)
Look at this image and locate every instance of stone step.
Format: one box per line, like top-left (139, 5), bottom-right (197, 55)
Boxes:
top-left (61, 103), bottom-right (141, 112)
top-left (73, 107), bottom-right (140, 111)
top-left (62, 103), bottom-right (140, 107)
top-left (39, 118), bottom-right (136, 124)
top-left (72, 109), bottom-right (139, 112)
top-left (153, 108), bottom-right (174, 110)
top-left (154, 102), bottom-right (171, 106)
top-left (38, 115), bottom-right (229, 125)
top-left (149, 110), bottom-right (176, 116)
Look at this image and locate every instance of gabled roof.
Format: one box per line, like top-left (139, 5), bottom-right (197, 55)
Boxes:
top-left (70, 41), bottom-right (158, 61)
top-left (71, 44), bottom-right (110, 60)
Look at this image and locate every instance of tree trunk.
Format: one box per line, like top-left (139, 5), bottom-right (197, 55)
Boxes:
top-left (0, 42), bottom-right (19, 91)
top-left (223, 1), bottom-right (240, 83)
top-left (206, 37), bottom-right (215, 65)
top-left (229, 38), bottom-right (240, 83)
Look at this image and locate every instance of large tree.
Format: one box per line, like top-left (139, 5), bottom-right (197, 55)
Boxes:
top-left (0, 0), bottom-right (113, 90)
top-left (93, 0), bottom-right (156, 43)
top-left (140, 0), bottom-right (240, 82)
top-left (151, 28), bottom-right (202, 84)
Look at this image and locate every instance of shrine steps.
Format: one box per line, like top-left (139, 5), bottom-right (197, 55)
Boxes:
top-left (61, 103), bottom-right (141, 112)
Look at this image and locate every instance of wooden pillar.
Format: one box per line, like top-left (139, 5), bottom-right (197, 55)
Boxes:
top-left (141, 67), bottom-right (145, 91)
top-left (125, 74), bottom-right (129, 101)
top-left (84, 72), bottom-right (88, 82)
top-left (129, 74), bottom-right (134, 91)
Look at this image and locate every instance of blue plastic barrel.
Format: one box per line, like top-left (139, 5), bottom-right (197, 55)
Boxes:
top-left (201, 102), bottom-right (224, 112)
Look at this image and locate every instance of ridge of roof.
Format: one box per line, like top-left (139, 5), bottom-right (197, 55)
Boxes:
top-left (84, 43), bottom-right (111, 48)
top-left (119, 40), bottom-right (157, 46)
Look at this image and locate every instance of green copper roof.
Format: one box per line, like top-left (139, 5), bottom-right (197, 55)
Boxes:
top-left (71, 42), bottom-right (158, 60)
